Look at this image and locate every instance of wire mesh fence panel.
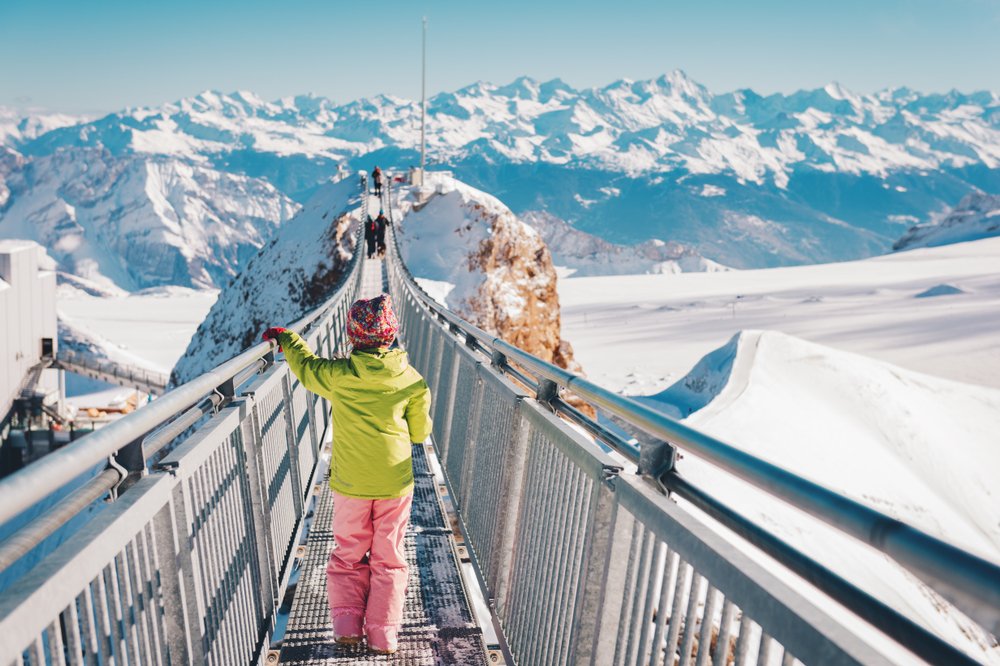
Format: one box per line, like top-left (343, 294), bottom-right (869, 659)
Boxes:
top-left (609, 476), bottom-right (893, 666)
top-left (163, 408), bottom-right (274, 666)
top-left (0, 476), bottom-right (181, 665)
top-left (455, 365), bottom-right (526, 592)
top-left (424, 327), bottom-right (446, 399)
top-left (497, 403), bottom-right (611, 666)
top-left (413, 312), bottom-right (432, 373)
top-left (443, 349), bottom-right (482, 501)
top-left (429, 335), bottom-right (457, 449)
top-left (244, 370), bottom-right (301, 576)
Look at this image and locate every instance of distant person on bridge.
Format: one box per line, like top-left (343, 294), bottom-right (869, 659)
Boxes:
top-left (372, 165), bottom-right (383, 197)
top-left (364, 214), bottom-right (378, 258)
top-left (261, 295), bottom-right (432, 656)
top-left (375, 209), bottom-right (388, 256)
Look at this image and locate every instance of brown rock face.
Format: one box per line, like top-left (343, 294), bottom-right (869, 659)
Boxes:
top-left (454, 201), bottom-right (581, 373)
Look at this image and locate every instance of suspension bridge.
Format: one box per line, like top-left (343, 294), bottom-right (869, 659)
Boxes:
top-left (0, 176), bottom-right (998, 665)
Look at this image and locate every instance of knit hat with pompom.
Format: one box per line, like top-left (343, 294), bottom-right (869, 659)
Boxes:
top-left (347, 294), bottom-right (398, 349)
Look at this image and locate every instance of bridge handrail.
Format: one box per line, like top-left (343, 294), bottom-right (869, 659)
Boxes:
top-left (0, 208), bottom-right (364, 529)
top-left (385, 177), bottom-right (1000, 662)
top-left (0, 186), bottom-right (366, 664)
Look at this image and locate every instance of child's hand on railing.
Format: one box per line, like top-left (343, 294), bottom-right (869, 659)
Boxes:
top-left (261, 327), bottom-right (289, 352)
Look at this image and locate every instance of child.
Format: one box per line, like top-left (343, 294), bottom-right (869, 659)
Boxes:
top-left (262, 294), bottom-right (432, 655)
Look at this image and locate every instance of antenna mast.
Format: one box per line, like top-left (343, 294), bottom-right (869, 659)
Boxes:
top-left (420, 17), bottom-right (427, 178)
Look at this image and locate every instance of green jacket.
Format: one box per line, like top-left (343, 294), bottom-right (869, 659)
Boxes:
top-left (276, 330), bottom-right (432, 499)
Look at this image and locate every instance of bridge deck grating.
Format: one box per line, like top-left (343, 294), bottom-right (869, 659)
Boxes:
top-left (279, 444), bottom-right (486, 664)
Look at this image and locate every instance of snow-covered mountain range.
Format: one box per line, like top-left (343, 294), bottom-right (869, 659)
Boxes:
top-left (520, 210), bottom-right (729, 276)
top-left (0, 146), bottom-right (299, 291)
top-left (0, 107), bottom-right (83, 147)
top-left (9, 73), bottom-right (998, 187)
top-left (3, 71), bottom-right (999, 287)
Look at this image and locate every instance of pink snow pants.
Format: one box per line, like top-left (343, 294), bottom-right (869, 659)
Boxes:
top-left (327, 492), bottom-right (413, 630)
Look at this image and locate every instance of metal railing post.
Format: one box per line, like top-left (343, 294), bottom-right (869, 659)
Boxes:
top-left (491, 398), bottom-right (530, 614)
top-left (153, 487), bottom-right (208, 664)
top-left (572, 478), bottom-right (633, 665)
top-left (234, 397), bottom-right (280, 643)
top-left (278, 373), bottom-right (305, 520)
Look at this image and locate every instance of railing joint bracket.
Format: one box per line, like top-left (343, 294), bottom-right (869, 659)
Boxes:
top-left (155, 460), bottom-right (180, 476)
top-left (105, 455), bottom-right (128, 501)
top-left (490, 350), bottom-right (507, 369)
top-left (535, 378), bottom-right (559, 405)
top-left (602, 464), bottom-right (624, 488)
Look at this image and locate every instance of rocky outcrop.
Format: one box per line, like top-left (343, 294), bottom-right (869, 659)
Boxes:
top-left (521, 210), bottom-right (729, 276)
top-left (397, 175), bottom-right (581, 372)
top-left (465, 203), bottom-right (581, 371)
top-left (894, 191), bottom-right (1000, 251)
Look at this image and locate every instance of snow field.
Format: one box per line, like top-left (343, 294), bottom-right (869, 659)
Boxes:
top-left (559, 237), bottom-right (1000, 393)
top-left (58, 287), bottom-right (218, 374)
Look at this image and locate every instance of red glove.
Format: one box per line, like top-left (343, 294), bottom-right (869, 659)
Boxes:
top-left (262, 327), bottom-right (289, 352)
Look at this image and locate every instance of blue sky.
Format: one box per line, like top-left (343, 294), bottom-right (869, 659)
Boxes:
top-left (1, 0), bottom-right (997, 113)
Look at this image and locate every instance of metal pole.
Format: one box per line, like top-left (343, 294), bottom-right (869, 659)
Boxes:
top-left (420, 16), bottom-right (427, 176)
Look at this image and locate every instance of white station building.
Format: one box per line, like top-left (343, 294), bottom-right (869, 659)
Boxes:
top-left (0, 240), bottom-right (60, 433)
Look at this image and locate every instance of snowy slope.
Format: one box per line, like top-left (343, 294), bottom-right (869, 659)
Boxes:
top-left (171, 177), bottom-right (360, 384)
top-left (559, 236), bottom-right (1000, 393)
top-left (558, 236), bottom-right (1000, 659)
top-left (0, 148), bottom-right (300, 291)
top-left (58, 286), bottom-right (217, 374)
top-left (895, 191), bottom-right (1000, 250)
top-left (657, 331), bottom-right (1000, 663)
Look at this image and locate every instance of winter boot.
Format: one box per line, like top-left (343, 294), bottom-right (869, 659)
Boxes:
top-left (331, 609), bottom-right (364, 645)
top-left (366, 623), bottom-right (399, 654)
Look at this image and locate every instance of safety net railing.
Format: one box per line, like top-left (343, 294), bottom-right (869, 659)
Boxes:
top-left (383, 180), bottom-right (1000, 666)
top-left (0, 191), bottom-right (365, 665)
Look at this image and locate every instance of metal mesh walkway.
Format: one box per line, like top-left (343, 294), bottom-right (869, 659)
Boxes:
top-left (278, 253), bottom-right (487, 664)
top-left (278, 445), bottom-right (486, 664)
